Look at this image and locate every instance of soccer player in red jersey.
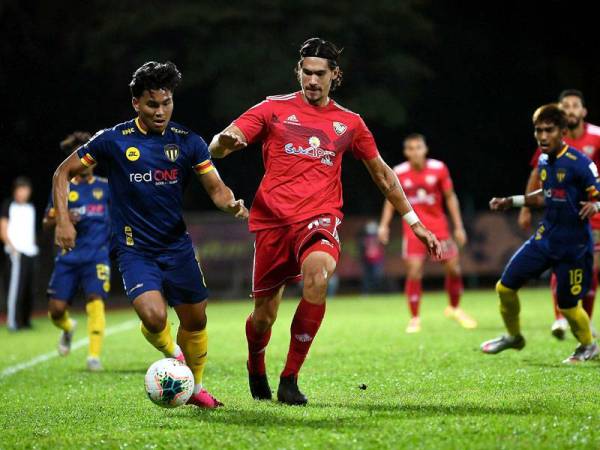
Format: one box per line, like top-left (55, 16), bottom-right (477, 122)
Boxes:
top-left (518, 90), bottom-right (600, 339)
top-left (209, 38), bottom-right (441, 405)
top-left (378, 134), bottom-right (476, 333)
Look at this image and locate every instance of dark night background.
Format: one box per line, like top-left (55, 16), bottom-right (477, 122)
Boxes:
top-left (1, 0), bottom-right (598, 217)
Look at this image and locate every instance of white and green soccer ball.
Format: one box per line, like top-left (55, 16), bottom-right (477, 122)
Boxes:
top-left (144, 358), bottom-right (194, 408)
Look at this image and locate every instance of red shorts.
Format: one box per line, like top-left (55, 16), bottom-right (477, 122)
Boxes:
top-left (252, 214), bottom-right (341, 298)
top-left (402, 234), bottom-right (458, 261)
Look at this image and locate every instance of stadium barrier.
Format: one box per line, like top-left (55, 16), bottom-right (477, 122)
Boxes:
top-left (0, 211), bottom-right (536, 314)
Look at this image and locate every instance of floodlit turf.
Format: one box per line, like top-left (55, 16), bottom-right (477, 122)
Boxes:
top-left (1, 289), bottom-right (599, 449)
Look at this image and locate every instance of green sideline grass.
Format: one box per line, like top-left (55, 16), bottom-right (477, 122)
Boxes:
top-left (0, 289), bottom-right (599, 449)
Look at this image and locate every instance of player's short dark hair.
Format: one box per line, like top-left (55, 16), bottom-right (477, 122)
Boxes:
top-left (404, 133), bottom-right (427, 145)
top-left (13, 176), bottom-right (32, 191)
top-left (532, 103), bottom-right (568, 129)
top-left (129, 61), bottom-right (182, 98)
top-left (60, 131), bottom-right (92, 154)
top-left (558, 89), bottom-right (585, 106)
top-left (296, 38), bottom-right (344, 91)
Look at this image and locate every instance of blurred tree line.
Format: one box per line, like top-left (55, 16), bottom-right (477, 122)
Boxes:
top-left (0, 0), bottom-right (433, 213)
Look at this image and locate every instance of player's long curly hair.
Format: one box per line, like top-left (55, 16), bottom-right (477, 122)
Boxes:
top-left (60, 131), bottom-right (92, 154)
top-left (295, 38), bottom-right (344, 91)
top-left (129, 61), bottom-right (182, 98)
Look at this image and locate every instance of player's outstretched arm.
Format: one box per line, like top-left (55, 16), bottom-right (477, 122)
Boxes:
top-left (489, 188), bottom-right (544, 211)
top-left (198, 169), bottom-right (249, 219)
top-left (363, 156), bottom-right (442, 258)
top-left (444, 189), bottom-right (467, 247)
top-left (52, 151), bottom-right (89, 250)
top-left (208, 124), bottom-right (247, 159)
top-left (377, 199), bottom-right (395, 244)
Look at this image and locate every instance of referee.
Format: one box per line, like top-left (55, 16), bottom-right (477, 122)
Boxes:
top-left (1, 177), bottom-right (38, 331)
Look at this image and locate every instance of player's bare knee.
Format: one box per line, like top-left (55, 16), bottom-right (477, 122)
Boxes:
top-left (142, 308), bottom-right (167, 333)
top-left (48, 300), bottom-right (67, 318)
top-left (302, 268), bottom-right (329, 303)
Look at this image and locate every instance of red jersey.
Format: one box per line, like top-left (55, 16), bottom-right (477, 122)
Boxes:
top-left (233, 91), bottom-right (379, 231)
top-left (394, 159), bottom-right (453, 239)
top-left (529, 122), bottom-right (600, 228)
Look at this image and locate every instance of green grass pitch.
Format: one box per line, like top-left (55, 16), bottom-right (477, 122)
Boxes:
top-left (1, 289), bottom-right (599, 449)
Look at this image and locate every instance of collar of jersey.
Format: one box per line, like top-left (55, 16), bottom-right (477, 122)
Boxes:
top-left (556, 145), bottom-right (568, 159)
top-left (135, 117), bottom-right (165, 136)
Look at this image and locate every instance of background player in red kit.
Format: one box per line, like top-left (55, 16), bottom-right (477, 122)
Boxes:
top-left (519, 90), bottom-right (600, 339)
top-left (209, 38), bottom-right (441, 405)
top-left (378, 134), bottom-right (476, 333)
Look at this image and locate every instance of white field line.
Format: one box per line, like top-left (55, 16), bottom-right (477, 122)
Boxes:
top-left (0, 319), bottom-right (138, 379)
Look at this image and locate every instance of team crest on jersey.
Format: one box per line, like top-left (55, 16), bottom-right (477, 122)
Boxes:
top-left (333, 121), bottom-right (347, 136)
top-left (556, 169), bottom-right (567, 183)
top-left (583, 145), bottom-right (595, 156)
top-left (164, 144), bottom-right (180, 162)
top-left (540, 168), bottom-right (547, 181)
top-left (68, 191), bottom-right (79, 202)
top-left (93, 188), bottom-right (104, 200)
top-left (125, 147), bottom-right (140, 161)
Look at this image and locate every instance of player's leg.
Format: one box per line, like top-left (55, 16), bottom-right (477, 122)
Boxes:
top-left (582, 237), bottom-right (600, 320)
top-left (247, 225), bottom-right (300, 400)
top-left (442, 248), bottom-right (477, 329)
top-left (247, 286), bottom-right (284, 400)
top-left (81, 261), bottom-right (110, 371)
top-left (132, 290), bottom-right (181, 357)
top-left (556, 253), bottom-right (599, 363)
top-left (47, 262), bottom-right (78, 356)
top-left (481, 241), bottom-right (550, 354)
top-left (404, 257), bottom-right (424, 333)
top-left (117, 249), bottom-right (183, 360)
top-left (162, 245), bottom-right (221, 408)
top-left (549, 272), bottom-right (568, 340)
top-left (278, 246), bottom-right (336, 405)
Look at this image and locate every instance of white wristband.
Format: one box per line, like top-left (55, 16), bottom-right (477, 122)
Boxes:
top-left (511, 195), bottom-right (525, 208)
top-left (403, 210), bottom-right (420, 226)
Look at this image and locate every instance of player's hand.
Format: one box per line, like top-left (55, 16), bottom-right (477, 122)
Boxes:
top-left (69, 211), bottom-right (81, 224)
top-left (454, 227), bottom-right (467, 248)
top-left (218, 131), bottom-right (247, 151)
top-left (579, 201), bottom-right (600, 220)
top-left (517, 207), bottom-right (532, 231)
top-left (226, 199), bottom-right (249, 219)
top-left (489, 197), bottom-right (512, 211)
top-left (55, 220), bottom-right (77, 250)
top-left (411, 222), bottom-right (442, 259)
top-left (377, 224), bottom-right (390, 245)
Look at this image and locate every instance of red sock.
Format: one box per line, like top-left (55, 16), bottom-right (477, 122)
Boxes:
top-left (405, 278), bottom-right (422, 318)
top-left (583, 268), bottom-right (597, 319)
top-left (246, 314), bottom-right (271, 376)
top-left (550, 273), bottom-right (563, 319)
top-left (445, 274), bottom-right (463, 308)
top-left (281, 298), bottom-right (325, 378)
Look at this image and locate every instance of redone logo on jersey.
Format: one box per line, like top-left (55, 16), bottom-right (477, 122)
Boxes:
top-left (129, 168), bottom-right (179, 185)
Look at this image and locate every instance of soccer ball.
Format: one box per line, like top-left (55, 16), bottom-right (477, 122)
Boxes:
top-left (144, 358), bottom-right (194, 408)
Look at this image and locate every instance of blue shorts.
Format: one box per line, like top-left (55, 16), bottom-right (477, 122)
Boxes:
top-left (116, 244), bottom-right (208, 306)
top-left (501, 238), bottom-right (592, 309)
top-left (47, 258), bottom-right (111, 303)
